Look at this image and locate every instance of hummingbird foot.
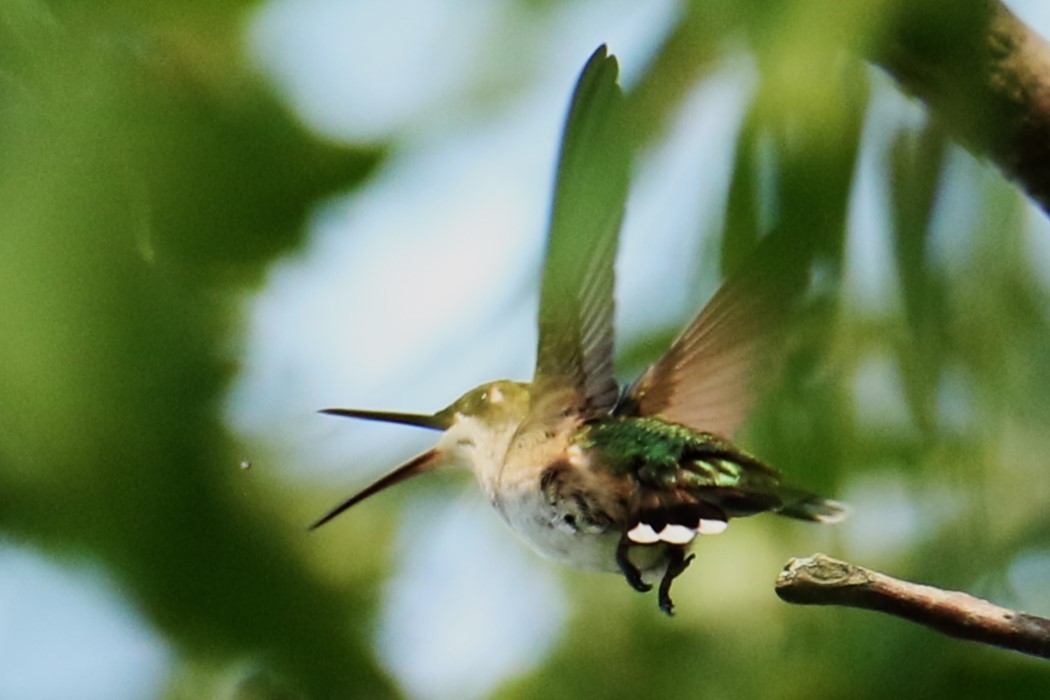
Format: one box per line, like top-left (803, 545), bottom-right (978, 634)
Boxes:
top-left (658, 549), bottom-right (695, 616)
top-left (616, 533), bottom-right (652, 593)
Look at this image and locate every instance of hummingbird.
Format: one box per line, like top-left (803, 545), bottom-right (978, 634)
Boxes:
top-left (311, 46), bottom-right (846, 615)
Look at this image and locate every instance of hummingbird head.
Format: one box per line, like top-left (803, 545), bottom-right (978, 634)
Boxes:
top-left (311, 380), bottom-right (531, 529)
top-left (440, 379), bottom-right (531, 432)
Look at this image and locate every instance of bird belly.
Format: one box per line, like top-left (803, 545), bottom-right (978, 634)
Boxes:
top-left (509, 504), bottom-right (620, 572)
top-left (497, 487), bottom-right (674, 581)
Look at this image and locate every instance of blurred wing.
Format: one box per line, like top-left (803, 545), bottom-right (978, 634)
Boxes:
top-left (623, 231), bottom-right (807, 437)
top-left (530, 45), bottom-right (631, 423)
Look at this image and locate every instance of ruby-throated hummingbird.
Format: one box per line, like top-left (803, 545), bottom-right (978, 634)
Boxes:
top-left (312, 46), bottom-right (846, 615)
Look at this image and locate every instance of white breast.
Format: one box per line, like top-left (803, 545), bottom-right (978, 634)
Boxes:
top-left (497, 480), bottom-right (622, 573)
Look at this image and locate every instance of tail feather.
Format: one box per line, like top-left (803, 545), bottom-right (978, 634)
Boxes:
top-left (776, 488), bottom-right (849, 524)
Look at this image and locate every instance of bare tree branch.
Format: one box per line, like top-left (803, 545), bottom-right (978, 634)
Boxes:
top-left (870, 0), bottom-right (1050, 214)
top-left (776, 554), bottom-right (1050, 659)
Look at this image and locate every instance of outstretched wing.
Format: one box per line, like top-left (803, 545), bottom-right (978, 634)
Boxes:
top-left (529, 45), bottom-right (631, 425)
top-left (621, 231), bottom-right (807, 438)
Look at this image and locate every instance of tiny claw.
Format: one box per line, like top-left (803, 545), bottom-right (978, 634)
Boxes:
top-left (616, 533), bottom-right (652, 593)
top-left (658, 550), bottom-right (695, 616)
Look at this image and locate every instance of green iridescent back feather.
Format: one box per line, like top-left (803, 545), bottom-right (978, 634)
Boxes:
top-left (575, 417), bottom-right (780, 491)
top-left (575, 416), bottom-right (847, 523)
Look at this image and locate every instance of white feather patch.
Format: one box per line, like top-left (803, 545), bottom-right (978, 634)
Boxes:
top-left (627, 523), bottom-right (660, 544)
top-left (658, 524), bottom-right (697, 544)
top-left (697, 519), bottom-right (728, 535)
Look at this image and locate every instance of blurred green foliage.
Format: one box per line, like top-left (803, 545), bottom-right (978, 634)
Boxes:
top-left (0, 1), bottom-right (387, 697)
top-left (2, 0), bottom-right (1050, 698)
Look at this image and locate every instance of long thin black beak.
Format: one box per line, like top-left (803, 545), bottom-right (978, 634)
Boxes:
top-left (309, 447), bottom-right (443, 530)
top-left (319, 407), bottom-right (452, 431)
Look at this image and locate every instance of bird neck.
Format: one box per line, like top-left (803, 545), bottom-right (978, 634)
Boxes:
top-left (438, 415), bottom-right (523, 503)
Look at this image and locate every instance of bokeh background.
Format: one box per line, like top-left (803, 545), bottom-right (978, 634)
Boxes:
top-left (3, 1), bottom-right (1050, 698)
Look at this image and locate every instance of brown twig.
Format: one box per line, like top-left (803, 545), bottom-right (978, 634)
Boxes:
top-left (776, 553), bottom-right (1050, 659)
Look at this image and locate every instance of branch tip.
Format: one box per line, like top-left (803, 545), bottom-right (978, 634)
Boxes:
top-left (776, 553), bottom-right (1050, 660)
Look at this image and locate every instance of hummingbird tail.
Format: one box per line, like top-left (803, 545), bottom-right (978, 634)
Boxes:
top-left (776, 488), bottom-right (849, 524)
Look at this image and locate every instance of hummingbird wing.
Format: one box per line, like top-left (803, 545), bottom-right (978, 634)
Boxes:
top-left (529, 45), bottom-right (631, 423)
top-left (621, 232), bottom-right (807, 438)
